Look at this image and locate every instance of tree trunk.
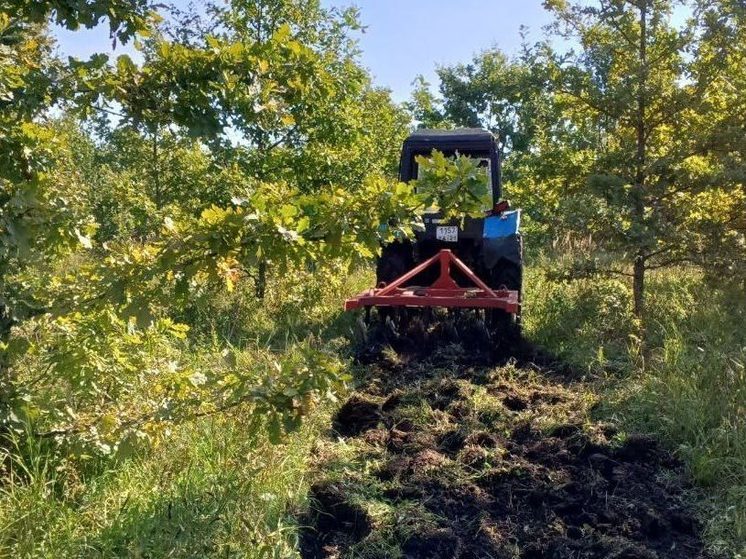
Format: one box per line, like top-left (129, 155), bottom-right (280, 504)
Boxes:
top-left (633, 253), bottom-right (645, 318)
top-left (632, 2), bottom-right (648, 322)
top-left (152, 127), bottom-right (161, 208)
top-left (255, 260), bottom-right (267, 299)
top-left (0, 303), bottom-right (17, 428)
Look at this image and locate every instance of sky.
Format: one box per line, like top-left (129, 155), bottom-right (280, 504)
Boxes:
top-left (322, 0), bottom-right (554, 101)
top-left (53, 0), bottom-right (555, 103)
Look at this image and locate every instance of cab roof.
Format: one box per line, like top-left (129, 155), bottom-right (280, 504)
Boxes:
top-left (402, 128), bottom-right (497, 152)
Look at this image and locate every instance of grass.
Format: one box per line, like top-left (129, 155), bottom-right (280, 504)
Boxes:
top-left (0, 412), bottom-right (330, 557)
top-left (620, 273), bottom-right (745, 556)
top-left (1, 258), bottom-right (743, 557)
top-left (0, 262), bottom-right (372, 558)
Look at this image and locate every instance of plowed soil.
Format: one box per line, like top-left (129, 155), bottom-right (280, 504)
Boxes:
top-left (299, 336), bottom-right (709, 559)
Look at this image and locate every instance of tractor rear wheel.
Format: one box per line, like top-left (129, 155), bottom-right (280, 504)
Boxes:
top-left (374, 241), bottom-right (415, 328)
top-left (490, 259), bottom-right (522, 293)
top-left (488, 259), bottom-right (523, 335)
top-left (376, 241), bottom-right (414, 286)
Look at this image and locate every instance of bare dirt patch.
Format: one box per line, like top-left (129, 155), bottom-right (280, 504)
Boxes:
top-left (300, 340), bottom-right (710, 559)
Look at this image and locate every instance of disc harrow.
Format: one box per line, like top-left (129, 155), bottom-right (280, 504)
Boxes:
top-left (346, 249), bottom-right (520, 349)
top-left (345, 249), bottom-right (519, 314)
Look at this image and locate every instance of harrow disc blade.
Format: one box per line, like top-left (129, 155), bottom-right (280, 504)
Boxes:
top-left (352, 305), bottom-right (520, 357)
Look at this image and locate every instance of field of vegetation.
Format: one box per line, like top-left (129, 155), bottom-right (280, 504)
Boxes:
top-left (0, 0), bottom-right (744, 558)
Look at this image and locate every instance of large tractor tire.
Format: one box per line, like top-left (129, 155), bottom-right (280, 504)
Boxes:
top-left (487, 259), bottom-right (523, 336)
top-left (490, 258), bottom-right (522, 293)
top-left (376, 241), bottom-right (414, 286)
top-left (374, 241), bottom-right (415, 332)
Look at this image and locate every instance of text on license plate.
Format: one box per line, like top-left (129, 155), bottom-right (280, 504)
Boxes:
top-left (436, 226), bottom-right (458, 242)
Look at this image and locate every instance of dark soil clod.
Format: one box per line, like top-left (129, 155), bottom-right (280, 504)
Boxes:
top-left (437, 429), bottom-right (467, 456)
top-left (614, 433), bottom-right (659, 461)
top-left (464, 430), bottom-right (500, 448)
top-left (300, 483), bottom-right (373, 559)
top-left (502, 394), bottom-right (528, 411)
top-left (333, 395), bottom-right (381, 437)
top-left (427, 379), bottom-right (463, 410)
top-left (549, 422), bottom-right (582, 438)
top-left (402, 528), bottom-right (462, 559)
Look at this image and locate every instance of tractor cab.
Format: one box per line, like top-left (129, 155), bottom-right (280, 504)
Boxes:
top-left (400, 128), bottom-right (505, 243)
top-left (399, 128), bottom-right (502, 204)
top-left (345, 127), bottom-right (523, 332)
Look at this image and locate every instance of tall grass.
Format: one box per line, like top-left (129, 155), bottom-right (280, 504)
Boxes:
top-left (0, 262), bottom-right (371, 558)
top-left (0, 413), bottom-right (329, 557)
top-left (629, 271), bottom-right (745, 556)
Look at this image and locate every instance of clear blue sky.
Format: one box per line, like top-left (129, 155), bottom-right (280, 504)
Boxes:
top-left (54, 1), bottom-right (554, 102)
top-left (324, 0), bottom-right (553, 101)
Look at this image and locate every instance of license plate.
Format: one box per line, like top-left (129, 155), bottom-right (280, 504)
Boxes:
top-left (436, 226), bottom-right (458, 242)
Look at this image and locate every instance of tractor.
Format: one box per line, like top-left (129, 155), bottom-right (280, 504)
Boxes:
top-left (345, 128), bottom-right (523, 337)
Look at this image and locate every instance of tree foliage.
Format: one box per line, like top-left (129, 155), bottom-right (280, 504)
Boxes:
top-left (413, 150), bottom-right (492, 220)
top-left (1, 0), bottom-right (501, 459)
top-left (543, 0), bottom-right (745, 316)
top-left (411, 0), bottom-right (745, 320)
top-left (4, 0), bottom-right (154, 43)
top-left (1, 0), bottom-right (744, 463)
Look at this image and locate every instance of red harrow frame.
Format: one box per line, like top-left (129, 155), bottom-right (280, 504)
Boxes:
top-left (345, 249), bottom-right (520, 314)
